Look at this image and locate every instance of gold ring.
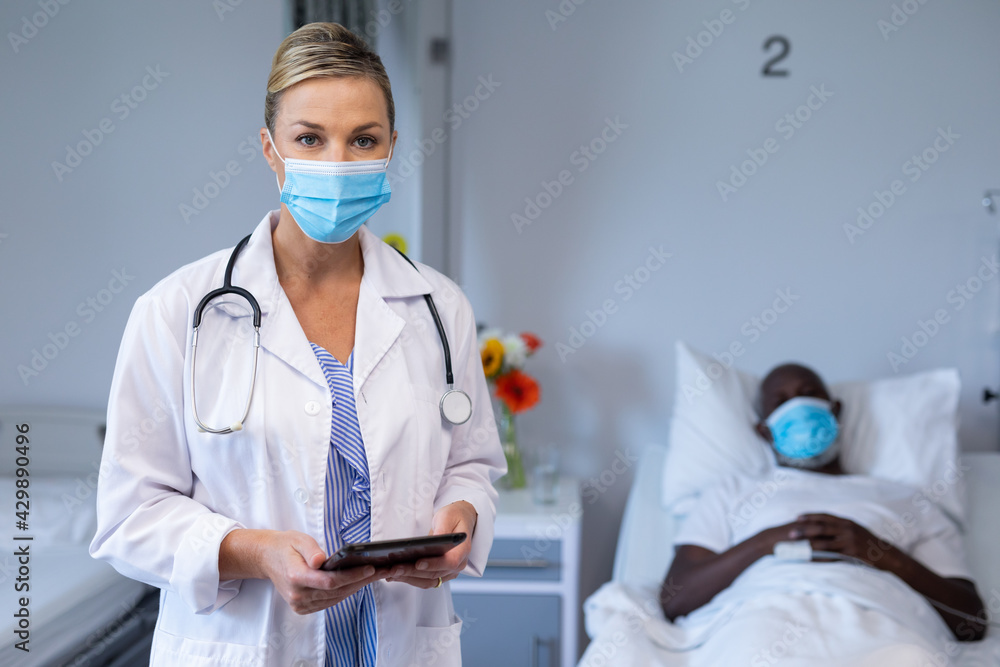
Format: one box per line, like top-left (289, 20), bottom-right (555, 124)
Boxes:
top-left (435, 577), bottom-right (443, 588)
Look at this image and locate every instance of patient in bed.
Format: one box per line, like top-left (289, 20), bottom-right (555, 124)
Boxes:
top-left (662, 362), bottom-right (987, 644)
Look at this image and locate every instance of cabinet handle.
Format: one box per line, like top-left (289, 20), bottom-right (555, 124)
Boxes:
top-left (531, 635), bottom-right (555, 667)
top-left (486, 558), bottom-right (551, 569)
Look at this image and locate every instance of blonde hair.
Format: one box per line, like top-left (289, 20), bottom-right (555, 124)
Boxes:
top-left (264, 23), bottom-right (395, 134)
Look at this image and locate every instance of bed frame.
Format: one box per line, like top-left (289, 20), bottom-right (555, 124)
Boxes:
top-left (0, 406), bottom-right (158, 667)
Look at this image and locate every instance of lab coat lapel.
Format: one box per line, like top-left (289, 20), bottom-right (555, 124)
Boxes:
top-left (351, 226), bottom-right (434, 397)
top-left (219, 216), bottom-right (434, 393)
top-left (227, 211), bottom-right (327, 390)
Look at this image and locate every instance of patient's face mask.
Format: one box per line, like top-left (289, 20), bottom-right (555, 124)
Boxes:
top-left (765, 396), bottom-right (840, 468)
top-left (267, 128), bottom-right (393, 244)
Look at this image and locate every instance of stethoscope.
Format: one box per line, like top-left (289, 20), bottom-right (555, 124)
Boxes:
top-left (189, 234), bottom-right (473, 434)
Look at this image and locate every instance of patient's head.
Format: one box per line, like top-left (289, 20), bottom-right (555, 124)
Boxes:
top-left (754, 363), bottom-right (843, 472)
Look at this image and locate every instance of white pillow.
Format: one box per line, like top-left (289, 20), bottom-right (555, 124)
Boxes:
top-left (662, 342), bottom-right (964, 524)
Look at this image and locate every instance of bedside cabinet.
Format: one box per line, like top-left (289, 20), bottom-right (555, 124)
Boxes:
top-left (451, 479), bottom-right (581, 667)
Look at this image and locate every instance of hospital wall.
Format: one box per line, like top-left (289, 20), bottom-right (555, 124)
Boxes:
top-left (444, 0), bottom-right (1000, 648)
top-left (2, 0), bottom-right (1000, 659)
top-left (0, 0), bottom-right (423, 405)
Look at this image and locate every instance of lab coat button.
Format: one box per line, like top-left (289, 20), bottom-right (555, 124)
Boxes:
top-left (294, 488), bottom-right (309, 504)
top-left (304, 401), bottom-right (321, 416)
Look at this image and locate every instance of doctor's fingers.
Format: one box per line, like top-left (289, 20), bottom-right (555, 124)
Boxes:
top-left (412, 550), bottom-right (470, 576)
top-left (287, 564), bottom-right (388, 597)
top-left (286, 573), bottom-right (387, 615)
top-left (385, 572), bottom-right (460, 589)
top-left (389, 553), bottom-right (468, 579)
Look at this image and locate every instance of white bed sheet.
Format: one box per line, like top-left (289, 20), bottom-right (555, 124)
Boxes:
top-left (0, 544), bottom-right (150, 666)
top-left (589, 444), bottom-right (1000, 666)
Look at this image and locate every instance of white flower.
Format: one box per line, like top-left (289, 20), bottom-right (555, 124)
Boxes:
top-left (478, 327), bottom-right (503, 348)
top-left (502, 335), bottom-right (527, 369)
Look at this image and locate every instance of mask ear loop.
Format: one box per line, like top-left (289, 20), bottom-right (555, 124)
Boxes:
top-left (384, 138), bottom-right (394, 169)
top-left (266, 128), bottom-right (287, 194)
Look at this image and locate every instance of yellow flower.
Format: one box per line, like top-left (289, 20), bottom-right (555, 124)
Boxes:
top-left (481, 338), bottom-right (504, 378)
top-left (382, 233), bottom-right (408, 254)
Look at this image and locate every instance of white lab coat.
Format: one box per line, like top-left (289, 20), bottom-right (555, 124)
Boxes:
top-left (90, 211), bottom-right (505, 667)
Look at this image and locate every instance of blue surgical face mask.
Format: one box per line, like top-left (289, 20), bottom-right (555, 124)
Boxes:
top-left (765, 396), bottom-right (840, 468)
top-left (267, 129), bottom-right (393, 244)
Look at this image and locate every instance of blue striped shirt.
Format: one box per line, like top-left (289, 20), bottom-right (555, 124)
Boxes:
top-left (310, 343), bottom-right (378, 667)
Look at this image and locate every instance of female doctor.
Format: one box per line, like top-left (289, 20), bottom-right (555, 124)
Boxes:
top-left (90, 22), bottom-right (505, 667)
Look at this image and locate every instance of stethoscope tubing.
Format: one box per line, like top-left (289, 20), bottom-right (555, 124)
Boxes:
top-left (189, 233), bottom-right (472, 433)
top-left (191, 234), bottom-right (261, 434)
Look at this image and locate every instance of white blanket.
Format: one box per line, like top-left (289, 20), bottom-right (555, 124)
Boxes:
top-left (581, 559), bottom-right (1000, 666)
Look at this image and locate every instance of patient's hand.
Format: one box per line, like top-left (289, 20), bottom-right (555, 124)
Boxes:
top-left (786, 513), bottom-right (987, 641)
top-left (788, 513), bottom-right (887, 568)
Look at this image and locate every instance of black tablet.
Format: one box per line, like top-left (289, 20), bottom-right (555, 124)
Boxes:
top-left (321, 532), bottom-right (467, 571)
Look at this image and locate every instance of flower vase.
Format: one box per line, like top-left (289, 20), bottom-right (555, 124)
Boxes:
top-left (498, 404), bottom-right (526, 489)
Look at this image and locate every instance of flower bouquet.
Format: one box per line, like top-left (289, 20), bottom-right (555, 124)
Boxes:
top-left (479, 327), bottom-right (542, 489)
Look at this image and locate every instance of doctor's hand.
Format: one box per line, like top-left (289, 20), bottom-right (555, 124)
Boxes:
top-left (386, 500), bottom-right (478, 589)
top-left (252, 530), bottom-right (389, 615)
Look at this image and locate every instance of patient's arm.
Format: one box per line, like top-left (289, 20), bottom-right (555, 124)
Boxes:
top-left (661, 522), bottom-right (800, 621)
top-left (794, 513), bottom-right (987, 641)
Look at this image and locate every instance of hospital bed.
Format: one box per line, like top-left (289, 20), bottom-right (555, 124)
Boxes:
top-left (581, 444), bottom-right (1000, 666)
top-left (581, 343), bottom-right (1000, 665)
top-left (0, 407), bottom-right (157, 667)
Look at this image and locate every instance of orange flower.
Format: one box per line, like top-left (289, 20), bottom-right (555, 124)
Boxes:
top-left (495, 369), bottom-right (540, 414)
top-left (481, 338), bottom-right (504, 378)
top-left (520, 332), bottom-right (542, 353)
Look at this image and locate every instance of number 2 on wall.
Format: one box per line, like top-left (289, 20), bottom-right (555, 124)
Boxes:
top-left (762, 36), bottom-right (790, 77)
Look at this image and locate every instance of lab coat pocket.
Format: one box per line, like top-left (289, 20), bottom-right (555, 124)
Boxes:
top-left (152, 588), bottom-right (268, 666)
top-left (150, 627), bottom-right (265, 667)
top-left (413, 615), bottom-right (463, 667)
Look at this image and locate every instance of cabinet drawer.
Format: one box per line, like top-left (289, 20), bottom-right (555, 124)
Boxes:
top-left (479, 537), bottom-right (562, 581)
top-left (453, 593), bottom-right (560, 667)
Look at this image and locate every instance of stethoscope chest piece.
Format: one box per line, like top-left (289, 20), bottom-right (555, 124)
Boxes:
top-left (440, 389), bottom-right (473, 425)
